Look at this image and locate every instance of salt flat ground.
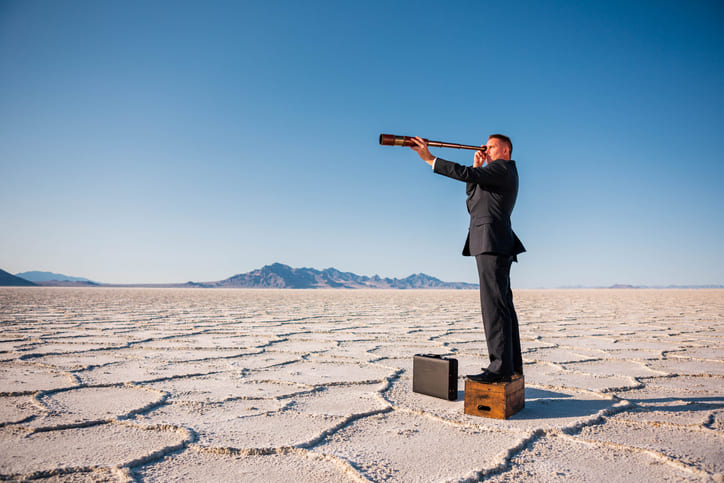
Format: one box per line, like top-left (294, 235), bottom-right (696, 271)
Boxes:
top-left (0, 288), bottom-right (722, 482)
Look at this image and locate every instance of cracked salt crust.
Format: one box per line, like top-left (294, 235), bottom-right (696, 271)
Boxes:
top-left (575, 418), bottom-right (724, 474)
top-left (135, 450), bottom-right (354, 482)
top-left (0, 362), bottom-right (75, 394)
top-left (558, 359), bottom-right (665, 378)
top-left (0, 287), bottom-right (722, 482)
top-left (30, 385), bottom-right (165, 428)
top-left (146, 375), bottom-right (308, 403)
top-left (315, 410), bottom-right (526, 482)
top-left (0, 396), bottom-right (37, 426)
top-left (490, 432), bottom-right (703, 482)
top-left (0, 422), bottom-right (189, 476)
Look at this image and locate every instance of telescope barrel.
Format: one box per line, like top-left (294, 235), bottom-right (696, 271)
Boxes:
top-left (379, 133), bottom-right (485, 152)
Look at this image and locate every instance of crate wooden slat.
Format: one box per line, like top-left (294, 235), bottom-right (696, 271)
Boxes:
top-left (464, 375), bottom-right (524, 419)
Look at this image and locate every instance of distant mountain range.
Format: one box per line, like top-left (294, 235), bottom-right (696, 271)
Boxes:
top-left (186, 263), bottom-right (477, 289)
top-left (16, 271), bottom-right (97, 284)
top-left (0, 269), bottom-right (37, 286)
top-left (558, 283), bottom-right (724, 289)
top-left (0, 264), bottom-right (477, 289)
top-left (2, 265), bottom-right (722, 289)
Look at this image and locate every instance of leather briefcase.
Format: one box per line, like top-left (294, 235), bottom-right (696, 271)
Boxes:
top-left (412, 354), bottom-right (458, 401)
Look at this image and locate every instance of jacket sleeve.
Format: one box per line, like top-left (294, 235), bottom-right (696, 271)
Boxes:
top-left (433, 158), bottom-right (509, 188)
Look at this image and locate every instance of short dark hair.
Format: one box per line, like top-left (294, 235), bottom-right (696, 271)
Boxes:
top-left (489, 134), bottom-right (512, 155)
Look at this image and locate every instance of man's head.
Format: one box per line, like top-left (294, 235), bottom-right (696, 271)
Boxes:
top-left (486, 134), bottom-right (513, 161)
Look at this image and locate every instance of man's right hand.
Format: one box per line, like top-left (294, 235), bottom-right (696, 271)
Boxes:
top-left (473, 146), bottom-right (487, 168)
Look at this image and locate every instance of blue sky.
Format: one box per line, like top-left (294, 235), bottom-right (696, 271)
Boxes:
top-left (1, 0), bottom-right (723, 287)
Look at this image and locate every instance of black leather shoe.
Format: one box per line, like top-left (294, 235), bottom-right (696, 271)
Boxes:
top-left (466, 371), bottom-right (512, 383)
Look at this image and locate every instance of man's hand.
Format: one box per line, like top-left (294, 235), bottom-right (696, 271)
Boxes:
top-left (473, 145), bottom-right (488, 168)
top-left (410, 136), bottom-right (435, 166)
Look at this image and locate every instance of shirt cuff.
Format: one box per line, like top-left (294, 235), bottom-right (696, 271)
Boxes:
top-left (431, 157), bottom-right (437, 170)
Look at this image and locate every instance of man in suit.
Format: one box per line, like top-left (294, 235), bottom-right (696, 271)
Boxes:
top-left (410, 134), bottom-right (525, 383)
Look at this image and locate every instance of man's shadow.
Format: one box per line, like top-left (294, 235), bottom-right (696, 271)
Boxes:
top-left (457, 385), bottom-right (723, 420)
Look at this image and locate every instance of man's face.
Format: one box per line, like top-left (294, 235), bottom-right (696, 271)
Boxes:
top-left (486, 137), bottom-right (510, 161)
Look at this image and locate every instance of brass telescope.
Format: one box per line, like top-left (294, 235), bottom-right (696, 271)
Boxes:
top-left (379, 133), bottom-right (486, 152)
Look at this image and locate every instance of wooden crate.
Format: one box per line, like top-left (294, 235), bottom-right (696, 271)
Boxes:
top-left (464, 375), bottom-right (524, 419)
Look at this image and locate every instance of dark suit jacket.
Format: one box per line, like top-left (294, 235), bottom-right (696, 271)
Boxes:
top-left (434, 158), bottom-right (525, 258)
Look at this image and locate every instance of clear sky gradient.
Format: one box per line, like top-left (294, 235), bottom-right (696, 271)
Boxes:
top-left (1, 0), bottom-right (723, 287)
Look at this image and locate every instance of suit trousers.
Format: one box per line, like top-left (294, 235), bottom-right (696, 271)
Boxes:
top-left (475, 253), bottom-right (523, 376)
